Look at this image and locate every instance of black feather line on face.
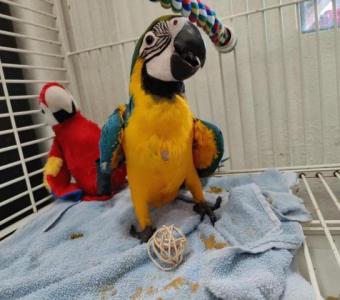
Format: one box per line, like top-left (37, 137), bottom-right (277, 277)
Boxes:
top-left (146, 35), bottom-right (169, 56)
top-left (141, 63), bottom-right (185, 99)
top-left (154, 21), bottom-right (168, 36)
top-left (159, 21), bottom-right (168, 34)
top-left (143, 37), bottom-right (171, 63)
top-left (140, 21), bottom-right (171, 61)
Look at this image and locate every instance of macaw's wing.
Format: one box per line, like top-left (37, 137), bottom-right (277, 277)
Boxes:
top-left (99, 104), bottom-right (126, 175)
top-left (98, 104), bottom-right (127, 195)
top-left (193, 118), bottom-right (224, 177)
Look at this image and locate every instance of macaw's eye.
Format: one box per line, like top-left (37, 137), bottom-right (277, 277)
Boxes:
top-left (173, 19), bottom-right (178, 25)
top-left (145, 34), bottom-right (155, 45)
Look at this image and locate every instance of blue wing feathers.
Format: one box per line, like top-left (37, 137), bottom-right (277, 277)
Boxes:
top-left (99, 106), bottom-right (126, 174)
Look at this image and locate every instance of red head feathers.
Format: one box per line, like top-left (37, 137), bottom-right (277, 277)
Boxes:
top-left (39, 82), bottom-right (65, 107)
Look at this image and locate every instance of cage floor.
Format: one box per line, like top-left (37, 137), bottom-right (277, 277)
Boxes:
top-left (295, 174), bottom-right (340, 299)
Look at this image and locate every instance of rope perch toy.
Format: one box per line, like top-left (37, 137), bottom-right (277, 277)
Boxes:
top-left (150, 0), bottom-right (237, 53)
top-left (147, 225), bottom-right (187, 271)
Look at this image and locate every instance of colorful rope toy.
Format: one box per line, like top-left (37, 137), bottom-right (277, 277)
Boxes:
top-left (150, 0), bottom-right (237, 53)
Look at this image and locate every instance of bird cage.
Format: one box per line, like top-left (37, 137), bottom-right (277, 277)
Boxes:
top-left (0, 0), bottom-right (340, 298)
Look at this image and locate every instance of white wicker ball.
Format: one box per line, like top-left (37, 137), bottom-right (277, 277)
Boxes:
top-left (147, 225), bottom-right (187, 271)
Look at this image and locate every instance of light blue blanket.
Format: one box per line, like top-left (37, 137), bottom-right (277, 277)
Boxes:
top-left (0, 170), bottom-right (314, 300)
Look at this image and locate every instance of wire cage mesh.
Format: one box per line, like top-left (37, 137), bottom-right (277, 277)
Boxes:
top-left (0, 0), bottom-right (340, 298)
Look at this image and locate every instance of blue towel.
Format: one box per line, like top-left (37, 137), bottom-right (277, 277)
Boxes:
top-left (0, 170), bottom-right (313, 300)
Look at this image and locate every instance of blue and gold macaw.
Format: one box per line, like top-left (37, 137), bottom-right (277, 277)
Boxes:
top-left (98, 15), bottom-right (224, 242)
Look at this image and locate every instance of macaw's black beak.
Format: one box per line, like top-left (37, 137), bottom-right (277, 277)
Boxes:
top-left (171, 22), bottom-right (206, 81)
top-left (52, 101), bottom-right (76, 123)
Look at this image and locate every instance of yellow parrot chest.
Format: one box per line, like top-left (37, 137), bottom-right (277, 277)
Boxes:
top-left (123, 95), bottom-right (194, 203)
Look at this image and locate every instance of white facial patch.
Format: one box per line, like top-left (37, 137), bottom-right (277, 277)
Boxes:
top-left (140, 17), bottom-right (188, 82)
top-left (167, 17), bottom-right (188, 40)
top-left (41, 86), bottom-right (79, 125)
top-left (145, 43), bottom-right (175, 81)
top-left (45, 86), bottom-right (74, 113)
top-left (40, 103), bottom-right (58, 126)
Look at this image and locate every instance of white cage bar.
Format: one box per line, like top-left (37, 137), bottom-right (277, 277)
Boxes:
top-left (0, 0), bottom-right (66, 238)
top-left (0, 0), bottom-right (56, 19)
top-left (0, 58), bottom-right (37, 215)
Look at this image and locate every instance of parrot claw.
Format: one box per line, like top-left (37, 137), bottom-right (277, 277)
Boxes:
top-left (193, 196), bottom-right (222, 226)
top-left (130, 225), bottom-right (156, 243)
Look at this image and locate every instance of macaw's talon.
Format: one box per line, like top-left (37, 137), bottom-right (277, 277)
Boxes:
top-left (130, 225), bottom-right (156, 243)
top-left (193, 196), bottom-right (222, 226)
top-left (212, 196), bottom-right (222, 210)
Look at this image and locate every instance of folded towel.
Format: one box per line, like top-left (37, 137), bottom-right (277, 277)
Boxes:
top-left (0, 170), bottom-right (313, 300)
top-left (201, 183), bottom-right (311, 299)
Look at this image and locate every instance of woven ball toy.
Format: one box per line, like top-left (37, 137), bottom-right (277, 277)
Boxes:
top-left (147, 225), bottom-right (187, 271)
top-left (149, 0), bottom-right (237, 53)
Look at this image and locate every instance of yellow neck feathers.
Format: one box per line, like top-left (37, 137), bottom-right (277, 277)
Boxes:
top-left (128, 59), bottom-right (193, 140)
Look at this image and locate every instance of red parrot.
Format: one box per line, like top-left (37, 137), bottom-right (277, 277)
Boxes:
top-left (39, 82), bottom-right (126, 201)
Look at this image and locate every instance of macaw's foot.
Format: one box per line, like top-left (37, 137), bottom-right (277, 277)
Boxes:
top-left (193, 196), bottom-right (222, 226)
top-left (130, 225), bottom-right (156, 243)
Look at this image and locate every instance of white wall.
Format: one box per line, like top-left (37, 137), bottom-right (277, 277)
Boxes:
top-left (58, 0), bottom-right (340, 170)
